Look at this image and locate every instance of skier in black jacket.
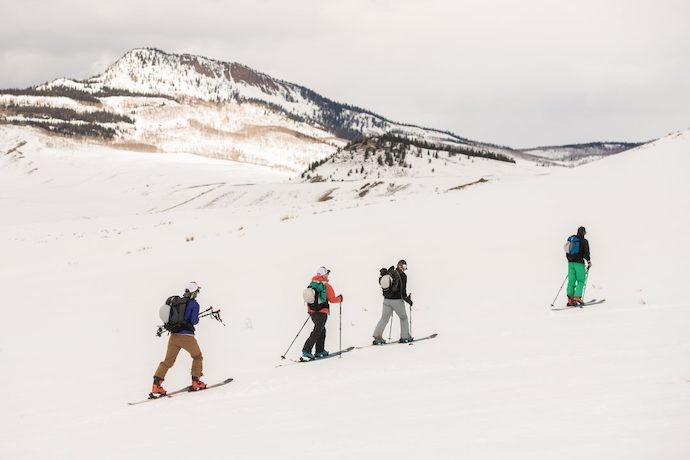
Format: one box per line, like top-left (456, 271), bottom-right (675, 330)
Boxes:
top-left (372, 259), bottom-right (413, 344)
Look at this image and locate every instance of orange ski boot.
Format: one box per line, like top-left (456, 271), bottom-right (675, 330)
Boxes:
top-left (150, 376), bottom-right (167, 398)
top-left (191, 376), bottom-right (207, 391)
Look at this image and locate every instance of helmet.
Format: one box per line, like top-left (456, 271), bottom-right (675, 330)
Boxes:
top-left (317, 266), bottom-right (330, 276)
top-left (185, 281), bottom-right (201, 294)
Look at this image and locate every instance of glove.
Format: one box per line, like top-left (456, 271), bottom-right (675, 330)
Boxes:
top-left (338, 294), bottom-right (344, 302)
top-left (405, 295), bottom-right (413, 306)
top-left (587, 261), bottom-right (592, 269)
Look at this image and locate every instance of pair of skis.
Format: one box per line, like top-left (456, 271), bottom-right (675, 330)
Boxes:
top-left (275, 333), bottom-right (439, 367)
top-left (274, 347), bottom-right (356, 367)
top-left (128, 378), bottom-right (234, 405)
top-left (551, 298), bottom-right (606, 311)
top-left (355, 333), bottom-right (439, 349)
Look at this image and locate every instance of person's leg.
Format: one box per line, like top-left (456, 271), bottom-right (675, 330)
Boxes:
top-left (566, 262), bottom-right (577, 299)
top-left (179, 335), bottom-right (204, 378)
top-left (314, 313), bottom-right (328, 353)
top-left (154, 335), bottom-right (183, 379)
top-left (303, 313), bottom-right (325, 353)
top-left (372, 301), bottom-right (394, 338)
top-left (391, 299), bottom-right (410, 339)
top-left (574, 263), bottom-right (587, 298)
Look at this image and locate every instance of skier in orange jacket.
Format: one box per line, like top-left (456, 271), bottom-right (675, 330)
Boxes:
top-left (302, 266), bottom-right (343, 359)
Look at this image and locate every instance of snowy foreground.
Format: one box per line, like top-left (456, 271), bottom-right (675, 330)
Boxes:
top-left (1, 128), bottom-right (689, 459)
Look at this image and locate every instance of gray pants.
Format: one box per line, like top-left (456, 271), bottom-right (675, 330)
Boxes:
top-left (373, 298), bottom-right (410, 339)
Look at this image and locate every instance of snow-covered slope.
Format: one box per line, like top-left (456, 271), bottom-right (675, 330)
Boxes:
top-left (1, 126), bottom-right (688, 459)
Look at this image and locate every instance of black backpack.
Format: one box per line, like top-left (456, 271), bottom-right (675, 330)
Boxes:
top-left (162, 295), bottom-right (193, 333)
top-left (379, 266), bottom-right (400, 295)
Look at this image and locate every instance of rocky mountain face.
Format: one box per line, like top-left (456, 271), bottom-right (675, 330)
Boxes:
top-left (0, 48), bottom-right (643, 172)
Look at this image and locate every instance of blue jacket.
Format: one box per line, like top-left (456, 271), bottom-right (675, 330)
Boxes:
top-left (176, 298), bottom-right (200, 335)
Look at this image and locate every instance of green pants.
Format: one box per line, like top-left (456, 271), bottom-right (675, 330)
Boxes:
top-left (567, 262), bottom-right (587, 298)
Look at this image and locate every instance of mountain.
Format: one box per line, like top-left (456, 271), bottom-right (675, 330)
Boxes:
top-left (516, 141), bottom-right (645, 167)
top-left (0, 48), bottom-right (644, 171)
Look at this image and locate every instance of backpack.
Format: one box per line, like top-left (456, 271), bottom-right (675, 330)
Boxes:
top-left (302, 281), bottom-right (327, 310)
top-left (565, 235), bottom-right (581, 256)
top-left (159, 295), bottom-right (191, 333)
top-left (379, 266), bottom-right (399, 294)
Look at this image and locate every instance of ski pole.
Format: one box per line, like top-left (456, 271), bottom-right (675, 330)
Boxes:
top-left (280, 316), bottom-right (310, 359)
top-left (339, 301), bottom-right (342, 358)
top-left (199, 307), bottom-right (225, 325)
top-left (387, 316), bottom-right (393, 341)
top-left (582, 265), bottom-right (590, 301)
top-left (550, 274), bottom-right (568, 308)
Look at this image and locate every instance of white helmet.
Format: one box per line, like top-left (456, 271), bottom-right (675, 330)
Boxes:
top-left (316, 266), bottom-right (330, 276)
top-left (185, 281), bottom-right (201, 293)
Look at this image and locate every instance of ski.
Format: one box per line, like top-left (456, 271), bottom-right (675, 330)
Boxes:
top-left (297, 346), bottom-right (356, 363)
top-left (356, 333), bottom-right (438, 349)
top-left (551, 299), bottom-right (606, 311)
top-left (275, 347), bottom-right (356, 367)
top-left (128, 378), bottom-right (234, 405)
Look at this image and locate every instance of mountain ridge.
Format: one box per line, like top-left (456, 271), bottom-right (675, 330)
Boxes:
top-left (0, 47), bottom-right (645, 171)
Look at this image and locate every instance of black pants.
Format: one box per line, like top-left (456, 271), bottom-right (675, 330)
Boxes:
top-left (302, 312), bottom-right (327, 353)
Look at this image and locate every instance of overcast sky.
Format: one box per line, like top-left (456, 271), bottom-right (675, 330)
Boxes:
top-left (1, 0), bottom-right (688, 147)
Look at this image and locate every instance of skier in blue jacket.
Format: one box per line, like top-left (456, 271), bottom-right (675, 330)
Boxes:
top-left (151, 281), bottom-right (207, 397)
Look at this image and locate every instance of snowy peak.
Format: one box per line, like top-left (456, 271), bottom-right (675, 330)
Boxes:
top-left (86, 48), bottom-right (293, 101)
top-left (3, 48), bottom-right (647, 171)
top-left (37, 48), bottom-right (299, 108)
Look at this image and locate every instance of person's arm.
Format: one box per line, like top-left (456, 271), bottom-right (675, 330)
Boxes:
top-left (583, 239), bottom-right (591, 265)
top-left (188, 299), bottom-right (201, 325)
top-left (326, 283), bottom-right (343, 303)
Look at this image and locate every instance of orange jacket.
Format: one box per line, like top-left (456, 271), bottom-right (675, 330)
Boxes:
top-left (307, 274), bottom-right (341, 315)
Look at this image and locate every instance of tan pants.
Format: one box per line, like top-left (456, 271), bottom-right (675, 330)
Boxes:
top-left (154, 334), bottom-right (203, 379)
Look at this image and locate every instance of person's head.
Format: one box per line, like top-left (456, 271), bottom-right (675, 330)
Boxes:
top-left (397, 259), bottom-right (408, 272)
top-left (316, 266), bottom-right (331, 279)
top-left (185, 281), bottom-right (201, 299)
top-left (577, 226), bottom-right (587, 238)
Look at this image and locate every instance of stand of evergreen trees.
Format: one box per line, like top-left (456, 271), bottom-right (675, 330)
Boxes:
top-left (0, 86), bottom-right (176, 103)
top-left (374, 134), bottom-right (515, 164)
top-left (1, 119), bottom-right (118, 139)
top-left (3, 103), bottom-right (134, 124)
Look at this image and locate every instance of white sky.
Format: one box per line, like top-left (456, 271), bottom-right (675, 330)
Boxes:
top-left (1, 0), bottom-right (688, 147)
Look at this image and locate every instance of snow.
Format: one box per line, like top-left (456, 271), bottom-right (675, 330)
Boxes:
top-left (0, 126), bottom-right (689, 459)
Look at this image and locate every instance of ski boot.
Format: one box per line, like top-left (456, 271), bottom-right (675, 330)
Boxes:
top-left (566, 296), bottom-right (576, 306)
top-left (573, 297), bottom-right (584, 307)
top-left (150, 376), bottom-right (167, 398)
top-left (191, 376), bottom-right (207, 391)
top-left (315, 350), bottom-right (330, 359)
top-left (398, 337), bottom-right (414, 344)
top-left (301, 351), bottom-right (316, 361)
top-left (372, 337), bottom-right (386, 345)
